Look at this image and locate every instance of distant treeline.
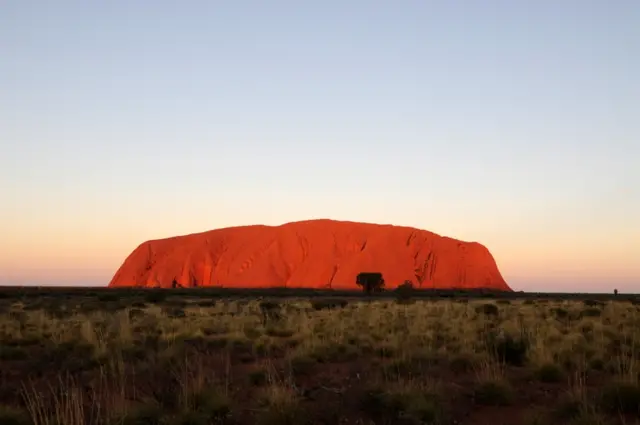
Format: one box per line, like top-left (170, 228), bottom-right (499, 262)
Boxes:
top-left (0, 286), bottom-right (636, 302)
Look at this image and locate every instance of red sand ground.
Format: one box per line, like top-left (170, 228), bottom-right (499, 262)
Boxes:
top-left (108, 219), bottom-right (511, 291)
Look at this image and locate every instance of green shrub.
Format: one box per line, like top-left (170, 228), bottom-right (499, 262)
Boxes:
top-left (580, 307), bottom-right (602, 318)
top-left (599, 382), bottom-right (640, 415)
top-left (474, 381), bottom-right (513, 406)
top-left (248, 369), bottom-right (268, 386)
top-left (0, 406), bottom-right (30, 425)
top-left (122, 404), bottom-right (165, 425)
top-left (552, 308), bottom-right (569, 320)
top-left (476, 303), bottom-right (499, 317)
top-left (486, 332), bottom-right (529, 366)
top-left (535, 363), bottom-right (564, 383)
top-left (192, 387), bottom-right (231, 421)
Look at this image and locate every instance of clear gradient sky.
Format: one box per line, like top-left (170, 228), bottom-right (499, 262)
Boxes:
top-left (1, 1), bottom-right (638, 293)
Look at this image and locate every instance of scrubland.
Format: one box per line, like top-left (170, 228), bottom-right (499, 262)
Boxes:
top-left (0, 290), bottom-right (639, 425)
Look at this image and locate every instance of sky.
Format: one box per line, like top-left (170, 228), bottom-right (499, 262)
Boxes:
top-left (1, 1), bottom-right (638, 293)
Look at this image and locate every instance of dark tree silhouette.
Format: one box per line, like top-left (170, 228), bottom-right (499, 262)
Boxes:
top-left (356, 272), bottom-right (385, 294)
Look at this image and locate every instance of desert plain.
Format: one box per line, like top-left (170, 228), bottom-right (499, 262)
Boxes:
top-left (0, 288), bottom-right (638, 425)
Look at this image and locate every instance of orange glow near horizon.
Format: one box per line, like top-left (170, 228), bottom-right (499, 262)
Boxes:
top-left (1, 215), bottom-right (638, 292)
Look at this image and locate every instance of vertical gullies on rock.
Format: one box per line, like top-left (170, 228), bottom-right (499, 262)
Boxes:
top-left (405, 231), bottom-right (416, 246)
top-left (328, 266), bottom-right (338, 287)
top-left (429, 252), bottom-right (437, 285)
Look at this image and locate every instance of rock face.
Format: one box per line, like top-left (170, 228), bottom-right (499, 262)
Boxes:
top-left (108, 219), bottom-right (511, 291)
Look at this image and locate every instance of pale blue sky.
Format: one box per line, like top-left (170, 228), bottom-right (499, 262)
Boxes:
top-left (1, 1), bottom-right (638, 292)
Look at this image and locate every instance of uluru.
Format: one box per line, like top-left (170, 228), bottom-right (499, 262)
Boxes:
top-left (109, 219), bottom-right (510, 291)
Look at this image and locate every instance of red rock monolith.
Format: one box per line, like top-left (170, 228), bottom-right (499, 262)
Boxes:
top-left (108, 219), bottom-right (511, 291)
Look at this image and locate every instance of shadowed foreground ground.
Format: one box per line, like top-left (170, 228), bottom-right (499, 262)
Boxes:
top-left (0, 289), bottom-right (639, 424)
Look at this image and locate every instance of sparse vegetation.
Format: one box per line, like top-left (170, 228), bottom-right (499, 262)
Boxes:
top-left (0, 288), bottom-right (638, 424)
